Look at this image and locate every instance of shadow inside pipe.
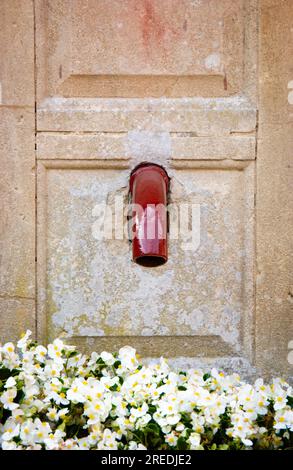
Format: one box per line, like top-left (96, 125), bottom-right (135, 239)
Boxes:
top-left (135, 255), bottom-right (167, 267)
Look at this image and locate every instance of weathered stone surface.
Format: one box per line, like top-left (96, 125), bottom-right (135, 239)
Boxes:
top-left (171, 136), bottom-right (255, 160)
top-left (36, 0), bottom-right (257, 99)
top-left (0, 108), bottom-right (35, 299)
top-left (0, 1), bottom-right (35, 341)
top-left (37, 97), bottom-right (257, 134)
top-left (1, 0), bottom-right (291, 383)
top-left (37, 160), bottom-right (254, 366)
top-left (71, 0), bottom-right (238, 76)
top-left (34, 0), bottom-right (258, 376)
top-left (0, 0), bottom-right (34, 106)
top-left (37, 132), bottom-right (255, 161)
top-left (0, 299), bottom-right (35, 345)
top-left (256, 0), bottom-right (293, 380)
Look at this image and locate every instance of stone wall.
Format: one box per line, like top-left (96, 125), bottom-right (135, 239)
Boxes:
top-left (0, 0), bottom-right (292, 380)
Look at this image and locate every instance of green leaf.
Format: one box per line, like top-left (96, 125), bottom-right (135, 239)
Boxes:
top-left (0, 368), bottom-right (19, 380)
top-left (180, 412), bottom-right (192, 428)
top-left (67, 351), bottom-right (78, 358)
top-left (177, 436), bottom-right (188, 450)
top-left (287, 396), bottom-right (293, 409)
top-left (148, 405), bottom-right (156, 414)
top-left (145, 422), bottom-right (161, 436)
top-left (15, 389), bottom-right (25, 404)
top-left (110, 383), bottom-right (119, 391)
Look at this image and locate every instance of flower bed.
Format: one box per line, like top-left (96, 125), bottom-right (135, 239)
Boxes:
top-left (0, 331), bottom-right (292, 450)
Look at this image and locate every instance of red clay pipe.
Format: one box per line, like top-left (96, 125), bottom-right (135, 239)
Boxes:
top-left (129, 163), bottom-right (170, 267)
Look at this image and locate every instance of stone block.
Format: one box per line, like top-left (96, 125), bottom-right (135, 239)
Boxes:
top-left (0, 108), bottom-right (35, 299)
top-left (36, 0), bottom-right (251, 99)
top-left (0, 0), bottom-right (34, 106)
top-left (37, 160), bottom-right (254, 367)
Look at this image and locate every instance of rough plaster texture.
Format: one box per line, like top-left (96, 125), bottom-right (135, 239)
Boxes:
top-left (39, 165), bottom-right (253, 358)
top-left (0, 0), bottom-right (292, 380)
top-left (0, 1), bottom-right (35, 344)
top-left (0, 0), bottom-right (34, 106)
top-left (255, 0), bottom-right (293, 380)
top-left (36, 0), bottom-right (246, 98)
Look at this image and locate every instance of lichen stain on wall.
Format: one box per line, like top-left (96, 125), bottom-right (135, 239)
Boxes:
top-left (46, 167), bottom-right (245, 352)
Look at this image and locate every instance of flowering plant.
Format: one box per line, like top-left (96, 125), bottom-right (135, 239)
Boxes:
top-left (0, 331), bottom-right (292, 450)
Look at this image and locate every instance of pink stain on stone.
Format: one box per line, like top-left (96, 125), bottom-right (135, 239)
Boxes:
top-left (140, 0), bottom-right (180, 56)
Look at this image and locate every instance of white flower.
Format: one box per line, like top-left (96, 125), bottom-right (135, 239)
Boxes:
top-left (165, 432), bottom-right (178, 447)
top-left (193, 387), bottom-right (216, 408)
top-left (227, 411), bottom-right (255, 446)
top-left (128, 441), bottom-right (147, 450)
top-left (34, 419), bottom-right (52, 443)
top-left (17, 330), bottom-right (32, 351)
top-left (34, 345), bottom-right (47, 363)
top-left (273, 393), bottom-right (287, 411)
top-left (0, 333), bottom-right (292, 451)
top-left (61, 439), bottom-right (78, 450)
top-left (77, 437), bottom-right (90, 450)
top-left (58, 408), bottom-right (69, 419)
top-left (1, 441), bottom-right (19, 450)
top-left (0, 387), bottom-right (19, 410)
top-left (100, 351), bottom-right (115, 366)
top-left (130, 402), bottom-right (149, 419)
top-left (11, 409), bottom-right (24, 424)
top-left (5, 377), bottom-right (16, 388)
top-left (254, 378), bottom-right (270, 395)
top-left (157, 397), bottom-right (179, 416)
top-left (188, 432), bottom-right (201, 450)
top-left (84, 393), bottom-right (112, 425)
top-left (1, 420), bottom-right (20, 441)
top-left (136, 414), bottom-right (152, 429)
top-left (254, 395), bottom-right (269, 415)
top-left (191, 413), bottom-right (205, 434)
top-left (118, 346), bottom-right (138, 371)
top-left (67, 378), bottom-right (87, 403)
top-left (274, 409), bottom-right (293, 431)
top-left (44, 429), bottom-right (66, 450)
top-left (2, 342), bottom-right (15, 355)
top-left (20, 420), bottom-right (36, 446)
top-left (1, 342), bottom-right (19, 369)
top-left (242, 438), bottom-right (253, 447)
top-left (48, 339), bottom-right (65, 364)
top-left (44, 362), bottom-right (63, 378)
top-left (46, 407), bottom-right (58, 422)
top-left (97, 429), bottom-right (119, 450)
top-left (175, 422), bottom-right (185, 432)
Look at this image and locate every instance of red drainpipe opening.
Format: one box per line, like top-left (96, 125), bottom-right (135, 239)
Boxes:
top-left (129, 162), bottom-right (170, 267)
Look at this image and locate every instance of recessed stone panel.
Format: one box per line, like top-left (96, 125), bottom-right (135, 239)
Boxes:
top-left (38, 161), bottom-right (254, 361)
top-left (36, 0), bottom-right (247, 98)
